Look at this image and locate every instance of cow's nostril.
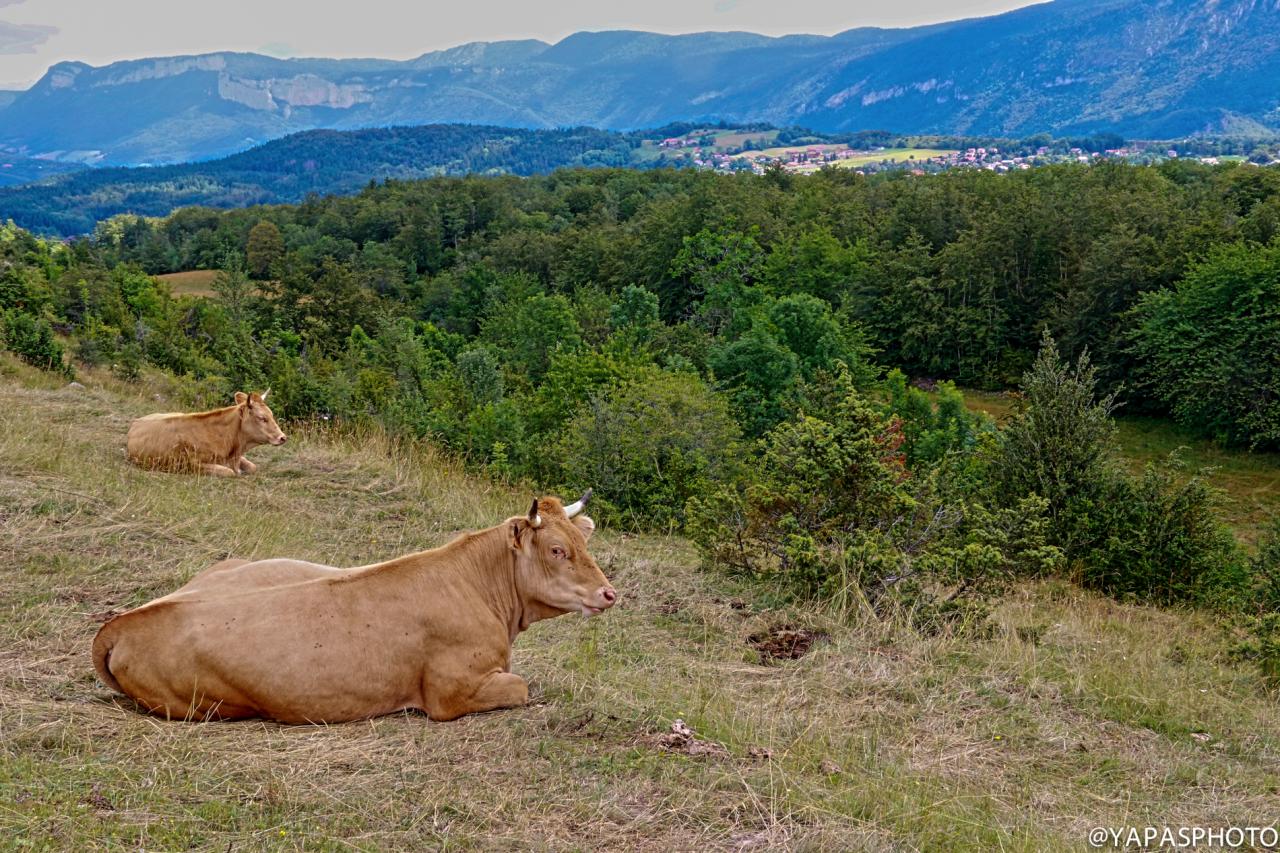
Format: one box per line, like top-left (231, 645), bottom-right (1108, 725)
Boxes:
top-left (601, 587), bottom-right (616, 604)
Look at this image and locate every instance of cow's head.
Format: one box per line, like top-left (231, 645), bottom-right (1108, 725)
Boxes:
top-left (508, 490), bottom-right (617, 620)
top-left (234, 390), bottom-right (287, 447)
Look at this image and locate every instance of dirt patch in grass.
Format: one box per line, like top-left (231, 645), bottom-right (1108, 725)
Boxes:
top-left (747, 625), bottom-right (827, 662)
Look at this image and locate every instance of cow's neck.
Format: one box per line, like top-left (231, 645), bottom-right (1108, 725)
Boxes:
top-left (382, 524), bottom-right (537, 645)
top-left (208, 405), bottom-right (249, 462)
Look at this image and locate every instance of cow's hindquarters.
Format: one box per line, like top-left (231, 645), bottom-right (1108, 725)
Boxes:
top-left (91, 621), bottom-right (124, 694)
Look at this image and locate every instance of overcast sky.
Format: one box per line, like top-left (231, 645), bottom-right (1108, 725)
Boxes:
top-left (0, 0), bottom-right (1040, 89)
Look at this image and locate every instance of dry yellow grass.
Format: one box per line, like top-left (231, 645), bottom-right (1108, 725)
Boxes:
top-left (154, 270), bottom-right (221, 298)
top-left (2, 357), bottom-right (1278, 850)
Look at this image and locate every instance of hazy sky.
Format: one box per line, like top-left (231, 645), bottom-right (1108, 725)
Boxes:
top-left (0, 0), bottom-right (1040, 89)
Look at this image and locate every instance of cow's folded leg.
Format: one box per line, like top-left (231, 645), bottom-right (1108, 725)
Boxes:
top-left (237, 457), bottom-right (257, 474)
top-left (200, 463), bottom-right (238, 477)
top-left (429, 671), bottom-right (528, 721)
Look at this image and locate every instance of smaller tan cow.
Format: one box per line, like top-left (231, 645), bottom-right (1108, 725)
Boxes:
top-left (126, 391), bottom-right (286, 477)
top-left (91, 493), bottom-right (616, 723)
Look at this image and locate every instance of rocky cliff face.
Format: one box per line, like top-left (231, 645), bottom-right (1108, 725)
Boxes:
top-left (0, 0), bottom-right (1276, 165)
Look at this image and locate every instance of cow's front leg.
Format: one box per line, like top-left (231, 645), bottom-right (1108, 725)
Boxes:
top-left (427, 671), bottom-right (528, 721)
top-left (199, 463), bottom-right (238, 478)
top-left (237, 457), bottom-right (257, 474)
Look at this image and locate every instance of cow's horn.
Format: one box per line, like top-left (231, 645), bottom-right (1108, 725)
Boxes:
top-left (528, 497), bottom-right (542, 528)
top-left (564, 488), bottom-right (593, 519)
top-left (260, 388), bottom-right (270, 401)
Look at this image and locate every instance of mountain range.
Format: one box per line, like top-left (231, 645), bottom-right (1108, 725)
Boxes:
top-left (0, 0), bottom-right (1276, 167)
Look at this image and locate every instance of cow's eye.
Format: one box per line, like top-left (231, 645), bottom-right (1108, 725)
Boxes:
top-left (551, 545), bottom-right (567, 559)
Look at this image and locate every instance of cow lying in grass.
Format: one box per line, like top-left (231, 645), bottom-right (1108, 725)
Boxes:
top-left (126, 390), bottom-right (286, 477)
top-left (92, 492), bottom-right (616, 723)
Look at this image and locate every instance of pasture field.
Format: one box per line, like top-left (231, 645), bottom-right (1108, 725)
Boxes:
top-left (154, 270), bottom-right (221, 298)
top-left (830, 149), bottom-right (957, 169)
top-left (961, 390), bottom-right (1280, 545)
top-left (709, 130), bottom-right (780, 150)
top-left (2, 358), bottom-right (1279, 850)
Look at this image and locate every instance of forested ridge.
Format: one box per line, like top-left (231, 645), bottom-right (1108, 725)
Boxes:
top-left (0, 125), bottom-right (641, 237)
top-left (3, 161), bottom-right (1280, 651)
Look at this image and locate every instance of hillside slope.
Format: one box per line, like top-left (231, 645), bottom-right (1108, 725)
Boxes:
top-left (0, 124), bottom-right (640, 235)
top-left (0, 0), bottom-right (1277, 167)
top-left (1, 358), bottom-right (1277, 849)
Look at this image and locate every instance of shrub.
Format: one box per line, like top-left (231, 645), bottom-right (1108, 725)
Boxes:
top-left (456, 347), bottom-right (504, 405)
top-left (993, 333), bottom-right (1245, 606)
top-left (688, 385), bottom-right (1059, 630)
top-left (708, 325), bottom-right (799, 437)
top-left (1130, 241), bottom-right (1280, 448)
top-left (550, 368), bottom-right (743, 529)
top-left (74, 315), bottom-right (119, 367)
top-left (1081, 460), bottom-right (1245, 606)
top-left (1233, 614), bottom-right (1280, 690)
top-left (884, 369), bottom-right (989, 467)
top-left (992, 332), bottom-right (1118, 558)
top-left (1230, 521), bottom-right (1280, 688)
top-left (111, 341), bottom-right (144, 382)
top-left (1249, 518), bottom-right (1280, 613)
top-left (2, 309), bottom-right (69, 376)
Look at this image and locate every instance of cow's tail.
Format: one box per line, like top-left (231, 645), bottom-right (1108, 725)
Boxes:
top-left (91, 622), bottom-right (125, 694)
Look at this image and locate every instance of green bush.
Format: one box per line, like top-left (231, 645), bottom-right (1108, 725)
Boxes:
top-left (1230, 521), bottom-right (1280, 689)
top-left (884, 369), bottom-right (990, 467)
top-left (688, 383), bottom-right (1059, 631)
top-left (2, 309), bottom-right (69, 376)
top-left (992, 333), bottom-right (1118, 558)
top-left (1233, 613), bottom-right (1280, 690)
top-left (111, 341), bottom-right (144, 382)
top-left (708, 325), bottom-right (799, 437)
top-left (1249, 518), bottom-right (1280, 613)
top-left (456, 347), bottom-right (504, 405)
top-left (993, 333), bottom-right (1245, 606)
top-left (1131, 241), bottom-right (1280, 448)
top-left (550, 368), bottom-right (743, 529)
top-left (73, 315), bottom-right (119, 367)
top-left (1082, 461), bottom-right (1245, 605)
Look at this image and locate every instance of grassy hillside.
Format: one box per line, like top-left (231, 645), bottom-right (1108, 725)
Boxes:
top-left (3, 358), bottom-right (1278, 850)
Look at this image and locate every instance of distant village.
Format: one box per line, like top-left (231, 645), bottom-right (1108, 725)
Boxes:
top-left (654, 133), bottom-right (1274, 176)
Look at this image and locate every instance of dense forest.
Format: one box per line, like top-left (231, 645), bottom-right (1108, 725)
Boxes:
top-left (3, 161), bottom-right (1279, 654)
top-left (9, 116), bottom-right (1272, 240)
top-left (0, 125), bottom-right (642, 237)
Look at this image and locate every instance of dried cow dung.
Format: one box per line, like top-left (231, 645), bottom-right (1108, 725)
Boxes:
top-left (748, 626), bottom-right (827, 661)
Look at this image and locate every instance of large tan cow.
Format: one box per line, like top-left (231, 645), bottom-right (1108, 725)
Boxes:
top-left (91, 492), bottom-right (616, 723)
top-left (126, 390), bottom-right (286, 476)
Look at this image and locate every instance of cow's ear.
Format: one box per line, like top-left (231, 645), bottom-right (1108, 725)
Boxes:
top-left (234, 391), bottom-right (248, 406)
top-left (572, 514), bottom-right (595, 541)
top-left (508, 519), bottom-right (527, 552)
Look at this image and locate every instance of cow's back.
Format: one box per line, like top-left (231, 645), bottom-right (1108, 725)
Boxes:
top-left (92, 571), bottom-right (455, 722)
top-left (164, 558), bottom-right (350, 600)
top-left (127, 411), bottom-right (229, 469)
